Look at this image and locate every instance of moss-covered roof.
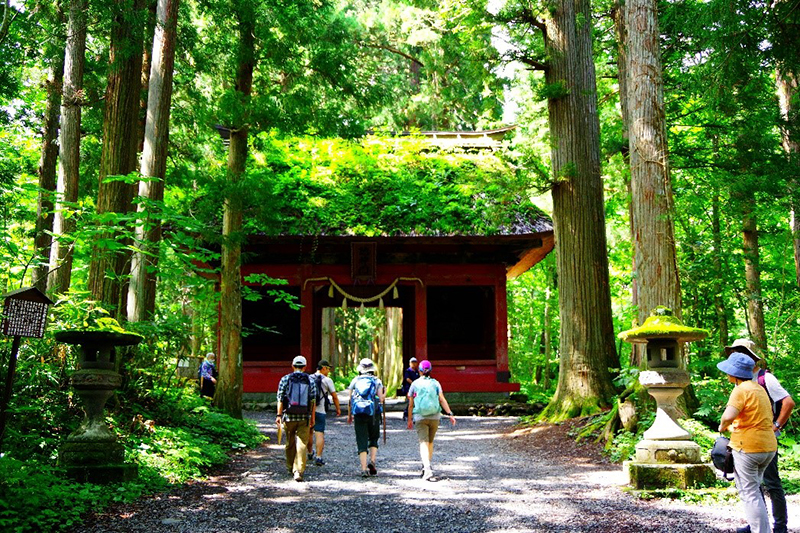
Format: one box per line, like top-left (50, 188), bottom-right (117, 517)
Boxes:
top-left (618, 307), bottom-right (708, 343)
top-left (240, 135), bottom-right (553, 238)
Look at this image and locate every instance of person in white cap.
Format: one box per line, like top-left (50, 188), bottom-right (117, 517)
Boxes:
top-left (347, 358), bottom-right (385, 478)
top-left (276, 355), bottom-right (316, 482)
top-left (725, 339), bottom-right (795, 533)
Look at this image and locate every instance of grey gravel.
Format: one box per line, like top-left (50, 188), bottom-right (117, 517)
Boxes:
top-left (69, 412), bottom-right (800, 533)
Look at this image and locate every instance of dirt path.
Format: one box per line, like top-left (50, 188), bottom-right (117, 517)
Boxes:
top-left (70, 412), bottom-right (798, 533)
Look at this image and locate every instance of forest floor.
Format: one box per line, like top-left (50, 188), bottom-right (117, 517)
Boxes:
top-left (69, 412), bottom-right (800, 533)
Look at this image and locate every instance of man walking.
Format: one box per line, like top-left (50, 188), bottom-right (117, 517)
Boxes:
top-left (402, 357), bottom-right (420, 421)
top-left (726, 338), bottom-right (795, 533)
top-left (276, 355), bottom-right (316, 482)
top-left (308, 359), bottom-right (341, 466)
top-left (407, 360), bottom-right (456, 482)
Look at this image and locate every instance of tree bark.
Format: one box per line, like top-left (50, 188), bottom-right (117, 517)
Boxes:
top-left (540, 0), bottom-right (618, 421)
top-left (742, 202), bottom-right (767, 352)
top-left (777, 70), bottom-right (800, 287)
top-left (50, 0), bottom-right (87, 295)
top-left (32, 52), bottom-right (65, 292)
top-left (215, 0), bottom-right (255, 418)
top-left (625, 0), bottom-right (682, 353)
top-left (711, 190), bottom-right (729, 346)
top-left (88, 0), bottom-right (146, 316)
top-left (128, 0), bottom-right (180, 322)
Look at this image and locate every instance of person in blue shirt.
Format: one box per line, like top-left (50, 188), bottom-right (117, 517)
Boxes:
top-left (199, 352), bottom-right (217, 398)
top-left (402, 357), bottom-right (420, 420)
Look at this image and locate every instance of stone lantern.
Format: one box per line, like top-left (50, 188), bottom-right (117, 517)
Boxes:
top-left (618, 307), bottom-right (715, 489)
top-left (55, 319), bottom-right (142, 483)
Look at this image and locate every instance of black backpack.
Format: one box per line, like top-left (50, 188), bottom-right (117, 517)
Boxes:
top-left (711, 435), bottom-right (734, 481)
top-left (312, 373), bottom-right (331, 412)
top-left (283, 373), bottom-right (312, 415)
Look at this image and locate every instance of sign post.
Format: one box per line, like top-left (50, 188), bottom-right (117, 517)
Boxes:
top-left (0, 287), bottom-right (54, 450)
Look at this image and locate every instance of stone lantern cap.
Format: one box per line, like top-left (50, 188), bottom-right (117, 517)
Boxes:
top-left (618, 307), bottom-right (708, 344)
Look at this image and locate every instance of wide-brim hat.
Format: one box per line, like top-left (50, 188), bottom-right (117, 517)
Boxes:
top-left (292, 355), bottom-right (307, 367)
top-left (724, 338), bottom-right (761, 361)
top-left (717, 352), bottom-right (755, 380)
top-left (357, 358), bottom-right (375, 374)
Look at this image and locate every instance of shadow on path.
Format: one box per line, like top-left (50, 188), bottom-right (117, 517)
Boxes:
top-left (68, 412), bottom-right (765, 533)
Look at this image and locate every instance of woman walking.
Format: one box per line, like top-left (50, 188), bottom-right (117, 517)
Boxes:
top-left (347, 358), bottom-right (385, 478)
top-left (717, 350), bottom-right (777, 533)
top-left (407, 359), bottom-right (456, 481)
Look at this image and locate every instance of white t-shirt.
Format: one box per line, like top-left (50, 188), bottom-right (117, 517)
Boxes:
top-left (313, 372), bottom-right (336, 414)
top-left (758, 371), bottom-right (791, 414)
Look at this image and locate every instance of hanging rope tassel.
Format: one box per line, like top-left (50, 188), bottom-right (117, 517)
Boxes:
top-left (378, 297), bottom-right (384, 310)
top-left (328, 285), bottom-right (334, 298)
top-left (393, 286), bottom-right (399, 299)
top-left (342, 298), bottom-right (347, 309)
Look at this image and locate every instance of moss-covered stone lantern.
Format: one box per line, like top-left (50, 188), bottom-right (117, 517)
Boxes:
top-left (55, 317), bottom-right (142, 483)
top-left (619, 307), bottom-right (715, 489)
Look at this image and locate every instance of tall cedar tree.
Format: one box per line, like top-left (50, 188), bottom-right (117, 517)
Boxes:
top-left (128, 0), bottom-right (180, 323)
top-left (33, 45), bottom-right (65, 292)
top-left (625, 0), bottom-right (682, 355)
top-left (51, 0), bottom-right (87, 295)
top-left (88, 0), bottom-right (146, 317)
top-left (216, 0), bottom-right (254, 418)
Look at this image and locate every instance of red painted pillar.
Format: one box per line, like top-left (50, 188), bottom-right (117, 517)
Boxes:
top-left (496, 278), bottom-right (509, 375)
top-left (414, 282), bottom-right (427, 360)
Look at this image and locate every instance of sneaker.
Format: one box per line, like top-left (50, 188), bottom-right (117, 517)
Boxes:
top-left (736, 528), bottom-right (750, 533)
top-left (307, 451), bottom-right (315, 460)
top-left (361, 470), bottom-right (370, 478)
top-left (293, 471), bottom-right (304, 482)
top-left (367, 463), bottom-right (377, 476)
top-left (314, 457), bottom-right (325, 466)
top-left (422, 469), bottom-right (433, 481)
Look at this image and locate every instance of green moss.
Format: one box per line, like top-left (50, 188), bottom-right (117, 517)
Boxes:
top-left (619, 306), bottom-right (708, 343)
top-left (538, 395), bottom-right (604, 423)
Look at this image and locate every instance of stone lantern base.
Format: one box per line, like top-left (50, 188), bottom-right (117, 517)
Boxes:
top-left (625, 439), bottom-right (715, 489)
top-left (59, 440), bottom-right (138, 483)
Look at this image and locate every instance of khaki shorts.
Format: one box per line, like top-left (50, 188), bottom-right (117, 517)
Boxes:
top-left (415, 418), bottom-right (440, 443)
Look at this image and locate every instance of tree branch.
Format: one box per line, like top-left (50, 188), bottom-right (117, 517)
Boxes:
top-left (361, 41), bottom-right (425, 69)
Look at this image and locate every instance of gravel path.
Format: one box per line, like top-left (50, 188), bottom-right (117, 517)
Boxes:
top-left (70, 411), bottom-right (799, 533)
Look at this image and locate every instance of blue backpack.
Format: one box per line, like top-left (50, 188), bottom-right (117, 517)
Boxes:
top-left (351, 376), bottom-right (379, 417)
top-left (412, 378), bottom-right (441, 416)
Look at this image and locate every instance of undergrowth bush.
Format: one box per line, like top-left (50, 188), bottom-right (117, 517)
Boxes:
top-left (0, 338), bottom-right (264, 533)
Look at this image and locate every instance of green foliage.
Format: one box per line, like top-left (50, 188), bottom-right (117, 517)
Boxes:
top-left (0, 331), bottom-right (263, 532)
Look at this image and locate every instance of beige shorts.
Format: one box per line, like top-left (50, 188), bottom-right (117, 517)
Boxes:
top-left (415, 418), bottom-right (440, 443)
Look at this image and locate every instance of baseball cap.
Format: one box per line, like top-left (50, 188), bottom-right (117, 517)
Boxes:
top-left (409, 357), bottom-right (418, 363)
top-left (318, 359), bottom-right (331, 369)
top-left (292, 355), bottom-right (307, 367)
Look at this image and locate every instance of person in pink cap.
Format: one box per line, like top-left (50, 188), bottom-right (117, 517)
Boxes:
top-left (406, 359), bottom-right (456, 481)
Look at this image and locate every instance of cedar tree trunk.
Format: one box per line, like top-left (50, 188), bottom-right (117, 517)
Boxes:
top-left (50, 0), bottom-right (87, 295)
top-left (128, 0), bottom-right (180, 322)
top-left (540, 0), bottom-right (618, 421)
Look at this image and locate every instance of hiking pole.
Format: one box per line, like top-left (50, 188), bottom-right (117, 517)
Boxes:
top-left (382, 403), bottom-right (386, 444)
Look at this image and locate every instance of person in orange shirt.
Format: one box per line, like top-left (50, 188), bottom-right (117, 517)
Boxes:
top-left (718, 351), bottom-right (777, 533)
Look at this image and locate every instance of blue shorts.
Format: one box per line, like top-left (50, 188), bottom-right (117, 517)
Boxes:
top-left (313, 412), bottom-right (327, 432)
